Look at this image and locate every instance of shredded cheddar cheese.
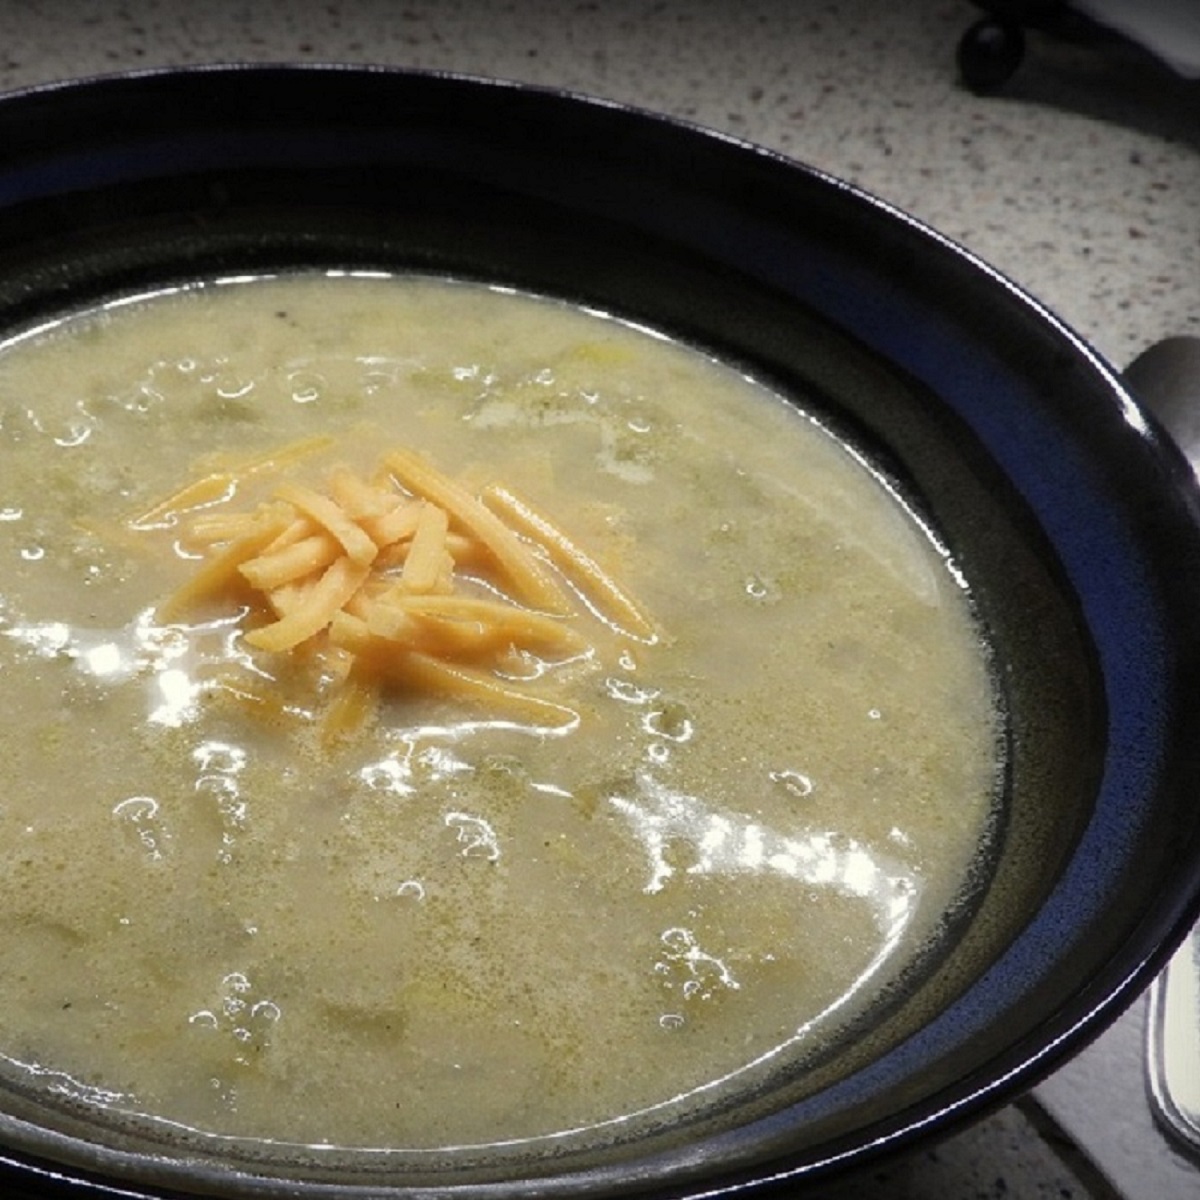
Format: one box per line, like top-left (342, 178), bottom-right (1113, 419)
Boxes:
top-left (481, 484), bottom-right (656, 642)
top-left (140, 442), bottom-right (658, 741)
top-left (129, 434), bottom-right (335, 530)
top-left (383, 446), bottom-right (573, 616)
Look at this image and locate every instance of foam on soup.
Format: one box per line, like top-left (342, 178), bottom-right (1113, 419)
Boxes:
top-left (0, 273), bottom-right (1000, 1156)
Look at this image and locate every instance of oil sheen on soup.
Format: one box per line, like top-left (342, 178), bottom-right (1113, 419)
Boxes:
top-left (0, 273), bottom-right (999, 1154)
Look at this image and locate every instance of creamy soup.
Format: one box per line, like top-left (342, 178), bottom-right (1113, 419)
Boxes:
top-left (0, 274), bottom-right (999, 1157)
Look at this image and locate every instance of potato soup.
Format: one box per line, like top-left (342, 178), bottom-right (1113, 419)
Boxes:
top-left (0, 273), bottom-right (1000, 1156)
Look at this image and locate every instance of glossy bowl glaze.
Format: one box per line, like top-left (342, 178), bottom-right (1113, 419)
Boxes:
top-left (1, 65), bottom-right (1199, 1199)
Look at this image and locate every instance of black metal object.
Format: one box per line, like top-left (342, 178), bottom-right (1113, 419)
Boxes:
top-left (958, 1), bottom-right (1123, 92)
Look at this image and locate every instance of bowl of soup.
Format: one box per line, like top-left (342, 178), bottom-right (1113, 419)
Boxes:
top-left (0, 65), bottom-right (1198, 1199)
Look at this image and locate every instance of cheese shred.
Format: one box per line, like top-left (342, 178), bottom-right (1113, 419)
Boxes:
top-left (141, 441), bottom-right (656, 738)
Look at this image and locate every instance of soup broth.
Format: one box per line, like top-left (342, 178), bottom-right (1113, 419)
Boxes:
top-left (0, 274), bottom-right (999, 1154)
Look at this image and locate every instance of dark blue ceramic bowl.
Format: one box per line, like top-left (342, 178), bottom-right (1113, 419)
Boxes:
top-left (1, 65), bottom-right (1199, 1199)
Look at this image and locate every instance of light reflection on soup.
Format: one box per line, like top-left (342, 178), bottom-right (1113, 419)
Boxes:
top-left (0, 273), bottom-right (999, 1153)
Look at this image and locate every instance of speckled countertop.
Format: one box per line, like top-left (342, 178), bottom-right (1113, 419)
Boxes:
top-left (2, 2), bottom-right (1198, 1197)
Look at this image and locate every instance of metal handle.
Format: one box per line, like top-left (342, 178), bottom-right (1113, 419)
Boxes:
top-left (1147, 936), bottom-right (1200, 1155)
top-left (1124, 335), bottom-right (1200, 1160)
